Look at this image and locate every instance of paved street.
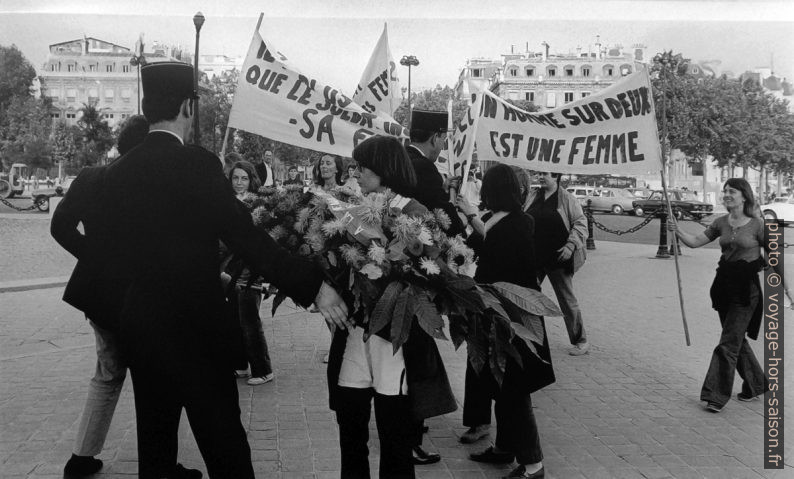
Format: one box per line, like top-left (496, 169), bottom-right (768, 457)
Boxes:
top-left (1, 231), bottom-right (793, 478)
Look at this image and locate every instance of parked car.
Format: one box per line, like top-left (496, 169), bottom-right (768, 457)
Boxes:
top-left (565, 185), bottom-right (595, 200)
top-left (627, 187), bottom-right (653, 199)
top-left (584, 187), bottom-right (637, 214)
top-left (632, 189), bottom-right (714, 219)
top-left (30, 176), bottom-right (75, 212)
top-left (761, 196), bottom-right (793, 226)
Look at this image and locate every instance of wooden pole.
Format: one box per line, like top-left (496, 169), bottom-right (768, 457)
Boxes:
top-left (657, 61), bottom-right (691, 346)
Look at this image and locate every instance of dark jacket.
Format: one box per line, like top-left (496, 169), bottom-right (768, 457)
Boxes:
top-left (101, 132), bottom-right (323, 366)
top-left (255, 163), bottom-right (270, 186)
top-left (406, 145), bottom-right (466, 237)
top-left (51, 166), bottom-right (129, 332)
top-left (467, 211), bottom-right (555, 394)
top-left (326, 197), bottom-right (457, 421)
top-left (710, 258), bottom-right (763, 340)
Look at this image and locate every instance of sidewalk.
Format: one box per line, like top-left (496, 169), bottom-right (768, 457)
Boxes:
top-left (0, 241), bottom-right (792, 478)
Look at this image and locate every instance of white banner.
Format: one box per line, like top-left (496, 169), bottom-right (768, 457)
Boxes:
top-left (470, 69), bottom-right (663, 175)
top-left (228, 29), bottom-right (408, 157)
top-left (352, 24), bottom-right (402, 117)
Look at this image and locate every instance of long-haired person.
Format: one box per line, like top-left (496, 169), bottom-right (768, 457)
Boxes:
top-left (669, 178), bottom-right (770, 412)
top-left (457, 164), bottom-right (554, 479)
top-left (327, 136), bottom-right (456, 478)
top-left (225, 160), bottom-right (275, 386)
top-left (313, 154), bottom-right (345, 191)
top-left (524, 171), bottom-right (589, 356)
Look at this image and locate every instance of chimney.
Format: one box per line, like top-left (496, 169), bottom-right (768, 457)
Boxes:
top-left (541, 41), bottom-right (549, 61)
top-left (511, 44), bottom-right (514, 54)
top-left (595, 34), bottom-right (602, 60)
top-left (526, 42), bottom-right (529, 53)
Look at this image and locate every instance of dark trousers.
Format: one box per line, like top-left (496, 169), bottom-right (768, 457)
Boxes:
top-left (539, 267), bottom-right (586, 345)
top-left (462, 362), bottom-right (543, 465)
top-left (701, 286), bottom-right (767, 407)
top-left (335, 386), bottom-right (415, 479)
top-left (235, 286), bottom-right (272, 377)
top-left (130, 360), bottom-right (255, 479)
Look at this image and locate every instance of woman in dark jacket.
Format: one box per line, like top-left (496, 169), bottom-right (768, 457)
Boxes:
top-left (669, 178), bottom-right (770, 412)
top-left (456, 164), bottom-right (554, 479)
top-left (327, 136), bottom-right (456, 478)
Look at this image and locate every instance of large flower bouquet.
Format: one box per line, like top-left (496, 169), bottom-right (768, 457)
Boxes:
top-left (243, 185), bottom-right (561, 384)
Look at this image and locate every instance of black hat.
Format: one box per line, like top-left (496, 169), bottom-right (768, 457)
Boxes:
top-left (410, 109), bottom-right (448, 132)
top-left (141, 61), bottom-right (197, 101)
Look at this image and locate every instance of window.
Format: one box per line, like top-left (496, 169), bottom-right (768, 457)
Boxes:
top-left (565, 68), bottom-right (574, 77)
top-left (564, 92), bottom-right (574, 102)
top-left (121, 88), bottom-right (132, 99)
top-left (526, 68), bottom-right (534, 76)
top-left (582, 67), bottom-right (591, 77)
top-left (508, 90), bottom-right (520, 100)
top-left (525, 91), bottom-right (535, 102)
top-left (121, 113), bottom-right (129, 119)
top-left (122, 65), bottom-right (131, 73)
top-left (50, 64), bottom-right (57, 72)
top-left (67, 64), bottom-right (75, 72)
top-left (66, 113), bottom-right (76, 119)
top-left (548, 68), bottom-right (556, 77)
top-left (88, 88), bottom-right (98, 99)
top-left (581, 91), bottom-right (590, 98)
top-left (546, 92), bottom-right (556, 108)
top-left (509, 68), bottom-right (518, 77)
top-left (103, 113), bottom-right (114, 119)
top-left (66, 89), bottom-right (77, 101)
top-left (88, 64), bottom-right (96, 72)
top-left (621, 65), bottom-right (632, 76)
top-left (105, 89), bottom-right (115, 100)
top-left (606, 67), bottom-right (614, 76)
top-left (471, 68), bottom-right (482, 78)
top-left (106, 64), bottom-right (114, 72)
top-left (50, 113), bottom-right (60, 119)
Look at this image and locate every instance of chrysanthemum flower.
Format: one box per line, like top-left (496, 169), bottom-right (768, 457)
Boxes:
top-left (306, 231), bottom-right (325, 252)
top-left (434, 209), bottom-right (452, 231)
top-left (368, 243), bottom-right (386, 264)
top-left (419, 257), bottom-right (441, 275)
top-left (340, 244), bottom-right (366, 267)
top-left (269, 224), bottom-right (287, 241)
top-left (321, 218), bottom-right (348, 237)
top-left (417, 226), bottom-right (433, 246)
top-left (251, 206), bottom-right (269, 226)
top-left (392, 215), bottom-right (422, 244)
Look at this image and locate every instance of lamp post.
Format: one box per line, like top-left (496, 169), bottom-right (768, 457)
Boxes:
top-left (129, 54), bottom-right (146, 115)
top-left (192, 11), bottom-right (205, 145)
top-left (399, 55), bottom-right (419, 129)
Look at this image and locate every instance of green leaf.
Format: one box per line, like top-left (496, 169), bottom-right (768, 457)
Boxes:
top-left (448, 314), bottom-right (468, 350)
top-left (327, 250), bottom-right (338, 267)
top-left (492, 314), bottom-right (522, 369)
top-left (466, 323), bottom-right (489, 375)
top-left (411, 285), bottom-right (447, 341)
top-left (476, 285), bottom-right (510, 319)
top-left (443, 274), bottom-right (485, 314)
top-left (368, 281), bottom-right (404, 338)
top-left (390, 290), bottom-right (414, 354)
top-left (488, 326), bottom-right (506, 388)
top-left (492, 282), bottom-right (562, 317)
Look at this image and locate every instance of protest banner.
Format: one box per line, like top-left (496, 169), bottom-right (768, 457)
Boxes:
top-left (460, 69), bottom-right (662, 176)
top-left (227, 22), bottom-right (408, 158)
top-left (352, 23), bottom-right (402, 117)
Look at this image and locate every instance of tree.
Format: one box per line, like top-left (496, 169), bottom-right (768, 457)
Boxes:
top-left (50, 122), bottom-right (81, 174)
top-left (393, 85), bottom-right (469, 128)
top-left (0, 95), bottom-right (52, 172)
top-left (198, 70), bottom-right (237, 154)
top-left (75, 102), bottom-right (114, 167)
top-left (0, 44), bottom-right (36, 112)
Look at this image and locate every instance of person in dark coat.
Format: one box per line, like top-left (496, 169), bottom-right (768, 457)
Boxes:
top-left (407, 109), bottom-right (466, 237)
top-left (52, 115), bottom-right (162, 478)
top-left (253, 149), bottom-right (275, 187)
top-left (327, 136), bottom-right (457, 478)
top-left (456, 164), bottom-right (555, 479)
top-left (100, 62), bottom-right (350, 479)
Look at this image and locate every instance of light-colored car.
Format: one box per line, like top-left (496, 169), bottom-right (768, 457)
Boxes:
top-left (584, 187), bottom-right (637, 215)
top-left (761, 196), bottom-right (793, 226)
top-left (30, 176), bottom-right (75, 212)
top-left (565, 185), bottom-right (595, 200)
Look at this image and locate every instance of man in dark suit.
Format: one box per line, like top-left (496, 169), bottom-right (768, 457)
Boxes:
top-left (407, 110), bottom-right (466, 238)
top-left (254, 149), bottom-right (274, 187)
top-left (100, 62), bottom-right (349, 479)
top-left (52, 115), bottom-right (195, 478)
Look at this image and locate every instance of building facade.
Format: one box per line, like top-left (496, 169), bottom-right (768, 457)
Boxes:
top-left (39, 37), bottom-right (186, 128)
top-left (456, 40), bottom-right (648, 110)
top-left (199, 54), bottom-right (243, 80)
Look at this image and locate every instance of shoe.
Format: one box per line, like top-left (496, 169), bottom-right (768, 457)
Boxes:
top-left (234, 369), bottom-right (250, 378)
top-left (247, 373), bottom-right (274, 385)
top-left (469, 445), bottom-right (515, 464)
top-left (737, 391), bottom-right (760, 402)
top-left (459, 425), bottom-right (490, 444)
top-left (705, 402), bottom-right (724, 413)
top-left (504, 464), bottom-right (545, 478)
top-left (169, 463), bottom-right (203, 479)
top-left (412, 446), bottom-right (441, 465)
top-left (64, 454), bottom-right (103, 477)
top-left (568, 341), bottom-right (589, 356)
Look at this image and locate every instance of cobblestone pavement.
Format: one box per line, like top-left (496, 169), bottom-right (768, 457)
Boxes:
top-left (0, 218), bottom-right (76, 282)
top-left (0, 241), bottom-right (792, 478)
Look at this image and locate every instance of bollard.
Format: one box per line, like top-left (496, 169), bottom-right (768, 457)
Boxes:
top-left (585, 199), bottom-right (596, 250)
top-left (669, 233), bottom-right (681, 256)
top-left (656, 211), bottom-right (671, 258)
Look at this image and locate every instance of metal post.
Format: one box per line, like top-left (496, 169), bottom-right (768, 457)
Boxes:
top-left (400, 55), bottom-right (419, 129)
top-left (136, 64), bottom-right (141, 115)
top-left (192, 12), bottom-right (205, 145)
top-left (656, 211), bottom-right (671, 258)
top-left (585, 199), bottom-right (596, 250)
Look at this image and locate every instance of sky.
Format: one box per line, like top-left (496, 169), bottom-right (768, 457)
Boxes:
top-left (1, 0), bottom-right (793, 95)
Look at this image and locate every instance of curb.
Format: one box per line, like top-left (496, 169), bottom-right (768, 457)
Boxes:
top-left (0, 276), bottom-right (69, 293)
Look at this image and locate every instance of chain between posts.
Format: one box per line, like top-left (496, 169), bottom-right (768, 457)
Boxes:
top-left (0, 196), bottom-right (49, 212)
top-left (584, 210), bottom-right (655, 236)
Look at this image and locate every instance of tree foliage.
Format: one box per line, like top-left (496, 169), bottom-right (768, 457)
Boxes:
top-left (0, 96), bottom-right (53, 172)
top-left (0, 44), bottom-right (36, 112)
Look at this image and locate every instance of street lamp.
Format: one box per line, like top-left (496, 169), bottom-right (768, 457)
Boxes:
top-left (129, 53), bottom-right (146, 115)
top-left (400, 55), bottom-right (419, 129)
top-left (192, 11), bottom-right (205, 145)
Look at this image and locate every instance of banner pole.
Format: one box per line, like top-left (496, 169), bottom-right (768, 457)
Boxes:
top-left (656, 62), bottom-right (691, 346)
top-left (219, 127), bottom-right (232, 164)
